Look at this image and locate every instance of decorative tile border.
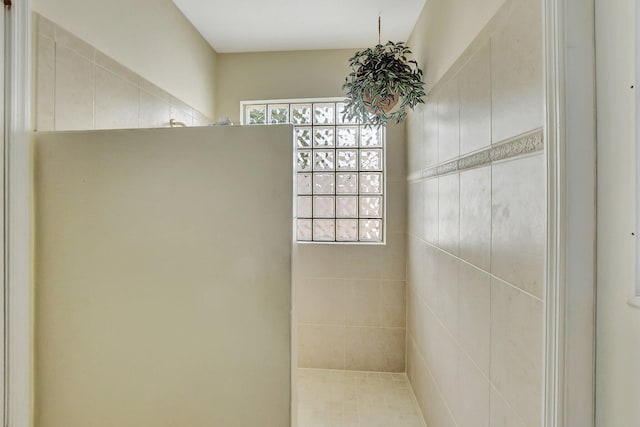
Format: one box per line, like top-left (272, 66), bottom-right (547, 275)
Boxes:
top-left (408, 128), bottom-right (543, 182)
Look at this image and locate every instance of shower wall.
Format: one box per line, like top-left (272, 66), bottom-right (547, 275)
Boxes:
top-left (217, 51), bottom-right (408, 372)
top-left (34, 13), bottom-right (212, 132)
top-left (34, 126), bottom-right (293, 427)
top-left (405, 0), bottom-right (545, 426)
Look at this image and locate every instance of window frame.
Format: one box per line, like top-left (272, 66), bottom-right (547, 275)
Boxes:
top-left (240, 97), bottom-right (387, 245)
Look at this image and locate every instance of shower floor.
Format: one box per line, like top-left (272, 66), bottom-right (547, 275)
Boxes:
top-left (296, 369), bottom-right (426, 427)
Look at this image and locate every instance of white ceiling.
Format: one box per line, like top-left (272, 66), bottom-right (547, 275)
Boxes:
top-left (172, 0), bottom-right (426, 53)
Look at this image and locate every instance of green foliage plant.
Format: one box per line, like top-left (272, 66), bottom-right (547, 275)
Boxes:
top-left (342, 41), bottom-right (426, 127)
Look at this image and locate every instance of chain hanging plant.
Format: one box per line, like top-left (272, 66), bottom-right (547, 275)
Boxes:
top-left (341, 22), bottom-right (426, 127)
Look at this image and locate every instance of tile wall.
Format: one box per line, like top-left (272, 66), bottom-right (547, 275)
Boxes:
top-left (34, 13), bottom-right (211, 132)
top-left (405, 0), bottom-right (546, 426)
top-left (295, 124), bottom-right (408, 373)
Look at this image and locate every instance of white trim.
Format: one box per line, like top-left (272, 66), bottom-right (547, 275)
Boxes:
top-left (636, 0), bottom-right (640, 300)
top-left (544, 0), bottom-right (597, 426)
top-left (0, 5), bottom-right (5, 426)
top-left (5, 1), bottom-right (32, 427)
top-left (543, 0), bottom-right (566, 425)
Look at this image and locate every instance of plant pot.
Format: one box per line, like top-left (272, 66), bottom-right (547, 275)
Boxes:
top-left (364, 92), bottom-right (400, 114)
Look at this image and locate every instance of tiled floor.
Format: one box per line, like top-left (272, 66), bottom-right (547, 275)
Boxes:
top-left (296, 369), bottom-right (427, 427)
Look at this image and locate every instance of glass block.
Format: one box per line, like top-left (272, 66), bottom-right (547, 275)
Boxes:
top-left (360, 149), bottom-right (383, 171)
top-left (313, 196), bottom-right (335, 218)
top-left (336, 102), bottom-right (358, 124)
top-left (359, 219), bottom-right (382, 242)
top-left (313, 103), bottom-right (335, 124)
top-left (337, 150), bottom-right (358, 171)
top-left (313, 173), bottom-right (335, 194)
top-left (336, 196), bottom-right (358, 218)
top-left (246, 105), bottom-right (266, 125)
top-left (313, 150), bottom-right (335, 171)
top-left (291, 104), bottom-right (312, 124)
top-left (297, 173), bottom-right (312, 195)
top-left (336, 219), bottom-right (358, 241)
top-left (336, 173), bottom-right (358, 194)
top-left (360, 126), bottom-right (382, 147)
top-left (313, 127), bottom-right (335, 147)
top-left (313, 219), bottom-right (335, 241)
top-left (359, 172), bottom-right (383, 194)
top-left (295, 127), bottom-right (312, 148)
top-left (268, 104), bottom-right (289, 124)
top-left (297, 150), bottom-right (312, 172)
top-left (297, 196), bottom-right (313, 218)
top-left (337, 127), bottom-right (358, 147)
top-left (297, 219), bottom-right (312, 241)
top-left (359, 196), bottom-right (383, 218)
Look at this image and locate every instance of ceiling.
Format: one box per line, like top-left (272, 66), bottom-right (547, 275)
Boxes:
top-left (172, 0), bottom-right (426, 53)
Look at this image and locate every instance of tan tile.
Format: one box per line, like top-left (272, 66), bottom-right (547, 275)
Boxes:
top-left (95, 50), bottom-right (139, 85)
top-left (459, 165), bottom-right (492, 271)
top-left (94, 67), bottom-right (139, 129)
top-left (437, 79), bottom-right (460, 162)
top-left (192, 110), bottom-right (212, 126)
top-left (382, 232), bottom-right (406, 281)
top-left (298, 324), bottom-right (345, 369)
top-left (54, 46), bottom-right (94, 130)
top-left (408, 181), bottom-right (425, 240)
top-left (457, 352), bottom-right (490, 427)
top-left (139, 90), bottom-right (171, 128)
top-left (437, 251), bottom-right (459, 338)
top-left (344, 279), bottom-right (380, 326)
top-left (491, 154), bottom-right (545, 297)
top-left (37, 13), bottom-right (55, 39)
top-left (381, 328), bottom-right (406, 372)
top-left (438, 174), bottom-right (460, 255)
top-left (345, 327), bottom-right (382, 371)
top-left (170, 97), bottom-right (194, 126)
top-left (422, 243), bottom-right (440, 309)
top-left (423, 101), bottom-right (439, 167)
top-left (381, 281), bottom-right (406, 328)
top-left (491, 0), bottom-right (543, 143)
top-left (431, 322), bottom-right (459, 419)
top-left (406, 106), bottom-right (424, 175)
top-left (459, 43), bottom-right (492, 155)
top-left (385, 180), bottom-right (406, 234)
top-left (139, 77), bottom-right (171, 102)
top-left (296, 244), bottom-right (338, 278)
top-left (296, 277), bottom-right (345, 325)
top-left (335, 245), bottom-right (383, 280)
top-left (489, 387), bottom-right (527, 427)
top-left (458, 262), bottom-right (491, 376)
top-left (490, 277), bottom-right (543, 427)
top-left (55, 26), bottom-right (94, 60)
top-left (36, 35), bottom-right (55, 131)
top-left (424, 178), bottom-right (439, 244)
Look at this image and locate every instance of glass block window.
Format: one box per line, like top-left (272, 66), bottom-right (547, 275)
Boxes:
top-left (241, 99), bottom-right (385, 243)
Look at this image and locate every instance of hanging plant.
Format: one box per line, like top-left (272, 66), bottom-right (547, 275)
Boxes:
top-left (342, 40), bottom-right (426, 127)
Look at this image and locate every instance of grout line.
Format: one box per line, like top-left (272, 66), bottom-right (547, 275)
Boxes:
top-left (406, 234), bottom-right (543, 302)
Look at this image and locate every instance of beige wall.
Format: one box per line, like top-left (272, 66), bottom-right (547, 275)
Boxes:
top-left (34, 14), bottom-right (212, 131)
top-left (216, 49), bottom-right (355, 124)
top-left (34, 126), bottom-right (293, 427)
top-left (32, 0), bottom-right (217, 118)
top-left (595, 0), bottom-right (640, 424)
top-left (216, 49), bottom-right (408, 372)
top-left (405, 0), bottom-right (546, 425)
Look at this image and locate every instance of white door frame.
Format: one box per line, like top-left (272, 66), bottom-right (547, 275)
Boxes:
top-left (544, 0), bottom-right (597, 426)
top-left (4, 0), bottom-right (32, 426)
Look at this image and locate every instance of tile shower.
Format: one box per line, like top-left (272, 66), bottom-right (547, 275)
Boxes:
top-left (405, 0), bottom-right (546, 426)
top-left (33, 0), bottom-right (547, 424)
